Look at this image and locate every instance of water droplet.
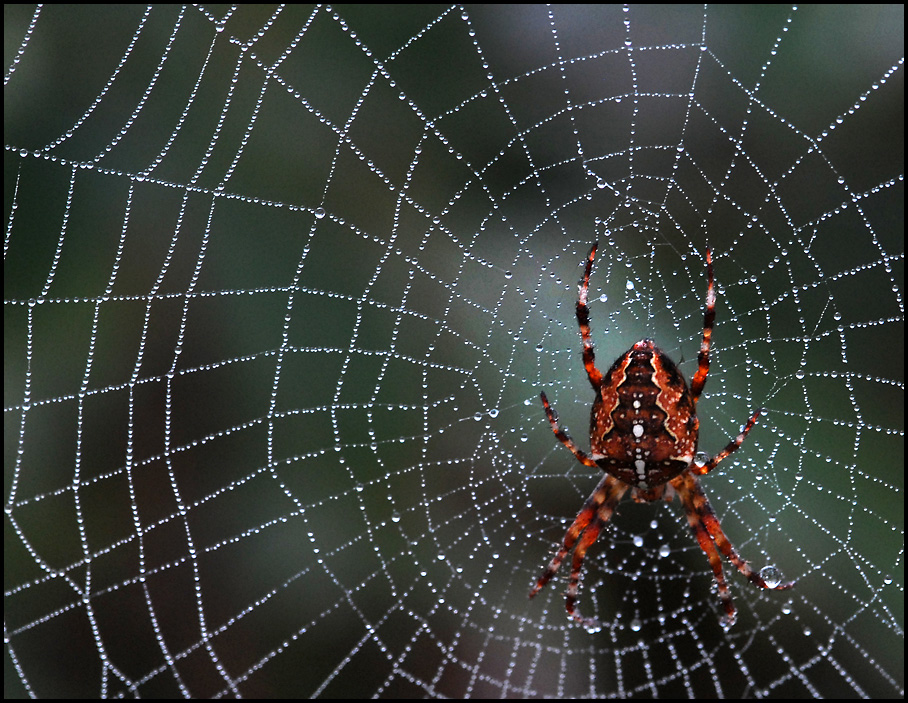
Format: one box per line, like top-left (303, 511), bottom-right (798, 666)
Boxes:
top-left (583, 620), bottom-right (602, 634)
top-left (760, 565), bottom-right (783, 589)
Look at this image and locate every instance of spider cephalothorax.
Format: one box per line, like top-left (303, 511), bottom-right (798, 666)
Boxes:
top-left (530, 243), bottom-right (794, 630)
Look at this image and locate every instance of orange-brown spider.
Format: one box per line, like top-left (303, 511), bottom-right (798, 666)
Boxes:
top-left (530, 243), bottom-right (794, 630)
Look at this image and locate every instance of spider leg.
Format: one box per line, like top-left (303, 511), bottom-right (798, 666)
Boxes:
top-left (540, 392), bottom-right (599, 468)
top-left (564, 487), bottom-right (627, 630)
top-left (529, 473), bottom-right (612, 598)
top-left (576, 242), bottom-right (604, 389)
top-left (530, 474), bottom-right (628, 631)
top-left (692, 408), bottom-right (762, 476)
top-left (689, 248), bottom-right (715, 406)
top-left (673, 472), bottom-right (795, 627)
top-left (675, 473), bottom-right (737, 625)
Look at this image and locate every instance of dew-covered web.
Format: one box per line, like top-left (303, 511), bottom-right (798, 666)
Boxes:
top-left (4, 4), bottom-right (904, 699)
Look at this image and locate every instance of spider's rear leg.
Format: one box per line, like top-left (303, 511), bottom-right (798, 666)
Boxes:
top-left (698, 498), bottom-right (797, 592)
top-left (682, 500), bottom-right (738, 626)
top-left (563, 496), bottom-right (620, 632)
top-left (674, 472), bottom-right (795, 626)
top-left (529, 475), bottom-right (609, 600)
top-left (530, 474), bottom-right (627, 631)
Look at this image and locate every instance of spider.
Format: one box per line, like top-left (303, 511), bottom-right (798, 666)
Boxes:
top-left (530, 242), bottom-right (794, 630)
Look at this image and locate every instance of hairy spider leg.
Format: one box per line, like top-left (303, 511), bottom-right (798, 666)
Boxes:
top-left (689, 248), bottom-right (715, 405)
top-left (529, 473), bottom-right (628, 630)
top-left (673, 472), bottom-right (795, 626)
top-left (694, 408), bottom-right (764, 476)
top-left (677, 477), bottom-right (736, 624)
top-left (540, 391), bottom-right (599, 468)
top-left (576, 241), bottom-right (604, 389)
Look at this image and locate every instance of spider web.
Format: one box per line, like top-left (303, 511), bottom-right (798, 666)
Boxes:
top-left (4, 4), bottom-right (904, 698)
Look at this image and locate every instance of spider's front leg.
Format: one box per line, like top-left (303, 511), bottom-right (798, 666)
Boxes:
top-left (576, 241), bottom-right (604, 389)
top-left (689, 248), bottom-right (715, 406)
top-left (537, 241), bottom-right (607, 470)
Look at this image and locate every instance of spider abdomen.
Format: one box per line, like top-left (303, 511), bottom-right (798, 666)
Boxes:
top-left (590, 339), bottom-right (699, 488)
